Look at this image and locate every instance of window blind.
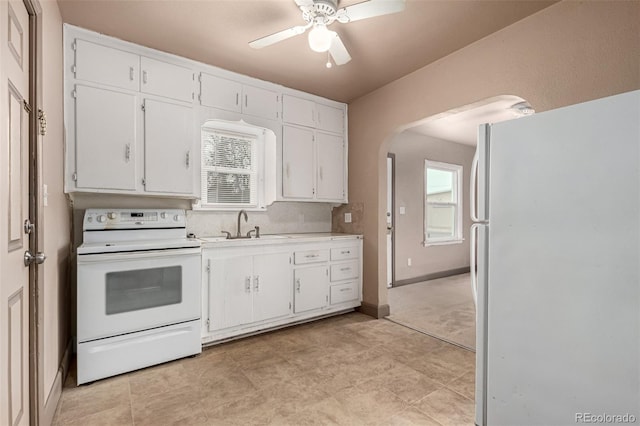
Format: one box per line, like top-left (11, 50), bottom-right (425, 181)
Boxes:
top-left (201, 129), bottom-right (258, 207)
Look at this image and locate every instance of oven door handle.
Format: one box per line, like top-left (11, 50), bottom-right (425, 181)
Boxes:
top-left (77, 247), bottom-right (201, 263)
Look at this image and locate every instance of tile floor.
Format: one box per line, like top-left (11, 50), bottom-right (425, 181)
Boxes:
top-left (387, 274), bottom-right (475, 350)
top-left (53, 312), bottom-right (475, 425)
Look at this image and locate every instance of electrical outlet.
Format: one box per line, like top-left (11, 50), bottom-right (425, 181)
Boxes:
top-left (399, 206), bottom-right (406, 215)
top-left (407, 258), bottom-right (412, 266)
top-left (344, 212), bottom-right (352, 223)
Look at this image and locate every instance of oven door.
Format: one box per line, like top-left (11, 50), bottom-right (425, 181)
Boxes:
top-left (77, 247), bottom-right (201, 342)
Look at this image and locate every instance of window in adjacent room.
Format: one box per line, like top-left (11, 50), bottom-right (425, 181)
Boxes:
top-left (424, 160), bottom-right (463, 245)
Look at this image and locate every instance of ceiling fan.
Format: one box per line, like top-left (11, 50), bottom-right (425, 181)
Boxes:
top-left (249, 0), bottom-right (406, 67)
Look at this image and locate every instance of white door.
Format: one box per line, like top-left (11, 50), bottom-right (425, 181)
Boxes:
top-left (386, 155), bottom-right (394, 287)
top-left (74, 38), bottom-right (139, 91)
top-left (294, 266), bottom-right (328, 313)
top-left (1, 0), bottom-right (30, 424)
top-left (282, 95), bottom-right (315, 128)
top-left (316, 132), bottom-right (345, 201)
top-left (242, 84), bottom-right (279, 120)
top-left (140, 57), bottom-right (193, 103)
top-left (75, 84), bottom-right (137, 191)
top-left (143, 98), bottom-right (194, 194)
top-left (252, 252), bottom-right (291, 322)
top-left (199, 73), bottom-right (242, 113)
top-left (282, 125), bottom-right (315, 199)
top-left (218, 255), bottom-right (253, 329)
top-left (316, 103), bottom-right (344, 134)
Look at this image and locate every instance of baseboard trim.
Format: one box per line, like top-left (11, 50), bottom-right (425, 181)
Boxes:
top-left (41, 341), bottom-right (72, 425)
top-left (392, 267), bottom-right (470, 288)
top-left (357, 302), bottom-right (390, 319)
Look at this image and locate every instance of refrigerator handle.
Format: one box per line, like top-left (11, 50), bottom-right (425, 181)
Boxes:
top-left (470, 149), bottom-right (479, 222)
top-left (470, 223), bottom-right (479, 307)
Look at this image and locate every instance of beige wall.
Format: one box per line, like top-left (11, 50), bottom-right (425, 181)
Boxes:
top-left (41, 0), bottom-right (71, 411)
top-left (347, 0), bottom-right (640, 311)
top-left (391, 132), bottom-right (475, 281)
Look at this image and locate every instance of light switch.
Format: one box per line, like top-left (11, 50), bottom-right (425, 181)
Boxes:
top-left (344, 212), bottom-right (352, 223)
top-left (399, 206), bottom-right (406, 215)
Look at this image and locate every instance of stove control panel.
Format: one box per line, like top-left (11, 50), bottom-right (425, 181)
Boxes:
top-left (84, 209), bottom-right (187, 230)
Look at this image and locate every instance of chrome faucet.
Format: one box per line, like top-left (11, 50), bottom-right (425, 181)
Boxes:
top-left (237, 209), bottom-right (248, 238)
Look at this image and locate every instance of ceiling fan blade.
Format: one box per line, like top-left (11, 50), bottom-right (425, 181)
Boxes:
top-left (329, 34), bottom-right (352, 65)
top-left (249, 25), bottom-right (309, 49)
top-left (338, 0), bottom-right (405, 23)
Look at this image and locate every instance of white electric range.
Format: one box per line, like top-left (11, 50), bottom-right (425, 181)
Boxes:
top-left (76, 209), bottom-right (201, 384)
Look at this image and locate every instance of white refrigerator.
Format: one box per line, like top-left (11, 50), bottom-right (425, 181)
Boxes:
top-left (470, 90), bottom-right (640, 425)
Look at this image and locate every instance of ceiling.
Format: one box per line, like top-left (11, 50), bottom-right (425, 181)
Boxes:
top-left (57, 0), bottom-right (556, 103)
top-left (408, 95), bottom-right (531, 145)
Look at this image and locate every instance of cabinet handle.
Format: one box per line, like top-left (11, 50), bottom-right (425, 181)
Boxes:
top-left (142, 70), bottom-right (148, 84)
top-left (305, 254), bottom-right (319, 258)
top-left (341, 250), bottom-right (350, 255)
top-left (125, 144), bottom-right (131, 162)
top-left (340, 288), bottom-right (350, 292)
top-left (236, 93), bottom-right (239, 106)
top-left (340, 267), bottom-right (351, 272)
top-left (317, 111), bottom-right (321, 126)
top-left (295, 278), bottom-right (301, 293)
top-left (319, 166), bottom-right (323, 181)
top-left (286, 163), bottom-right (290, 178)
top-left (129, 67), bottom-right (134, 81)
top-left (254, 275), bottom-right (260, 292)
top-left (244, 94), bottom-right (248, 108)
top-left (245, 276), bottom-right (251, 293)
top-left (185, 151), bottom-right (190, 168)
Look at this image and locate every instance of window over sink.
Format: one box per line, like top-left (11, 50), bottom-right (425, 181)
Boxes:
top-left (195, 120), bottom-right (276, 211)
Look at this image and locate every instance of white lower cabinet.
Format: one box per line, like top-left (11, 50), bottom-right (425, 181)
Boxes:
top-left (205, 250), bottom-right (291, 331)
top-left (294, 265), bottom-right (328, 313)
top-left (201, 237), bottom-right (362, 344)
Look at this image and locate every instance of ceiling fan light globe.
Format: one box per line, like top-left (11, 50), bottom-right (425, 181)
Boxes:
top-left (308, 24), bottom-right (335, 53)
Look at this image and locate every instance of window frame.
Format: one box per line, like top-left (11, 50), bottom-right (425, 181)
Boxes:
top-left (424, 159), bottom-right (464, 246)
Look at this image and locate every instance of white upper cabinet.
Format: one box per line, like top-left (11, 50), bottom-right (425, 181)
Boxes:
top-left (200, 73), bottom-right (280, 120)
top-left (282, 95), bottom-right (345, 135)
top-left (74, 84), bottom-right (137, 191)
top-left (282, 95), bottom-right (315, 128)
top-left (282, 125), bottom-right (315, 199)
top-left (143, 99), bottom-right (194, 195)
top-left (140, 57), bottom-right (194, 103)
top-left (316, 132), bottom-right (345, 201)
top-left (199, 73), bottom-right (242, 113)
top-left (316, 103), bottom-right (344, 134)
top-left (74, 39), bottom-right (139, 91)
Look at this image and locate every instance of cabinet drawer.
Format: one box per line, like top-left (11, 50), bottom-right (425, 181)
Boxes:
top-left (294, 249), bottom-right (329, 264)
top-left (330, 247), bottom-right (357, 261)
top-left (330, 261), bottom-right (358, 282)
top-left (330, 281), bottom-right (358, 305)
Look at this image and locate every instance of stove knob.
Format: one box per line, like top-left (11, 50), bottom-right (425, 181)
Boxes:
top-left (173, 214), bottom-right (181, 222)
top-left (160, 212), bottom-right (167, 219)
top-left (107, 212), bottom-right (117, 220)
top-left (87, 216), bottom-right (93, 223)
top-left (97, 215), bottom-right (106, 223)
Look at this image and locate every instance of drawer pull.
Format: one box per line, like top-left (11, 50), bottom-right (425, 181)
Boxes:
top-left (340, 288), bottom-right (351, 292)
top-left (305, 254), bottom-right (319, 258)
top-left (340, 267), bottom-right (351, 272)
top-left (341, 250), bottom-right (350, 255)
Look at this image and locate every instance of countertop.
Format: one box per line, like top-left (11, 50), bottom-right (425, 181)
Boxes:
top-left (198, 232), bottom-right (362, 248)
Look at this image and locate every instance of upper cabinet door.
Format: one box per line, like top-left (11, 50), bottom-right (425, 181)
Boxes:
top-left (316, 103), bottom-right (344, 134)
top-left (74, 39), bottom-right (139, 91)
top-left (140, 57), bottom-right (193, 103)
top-left (143, 98), bottom-right (194, 195)
top-left (282, 125), bottom-right (315, 199)
top-left (200, 73), bottom-right (242, 113)
top-left (282, 95), bottom-right (315, 128)
top-left (75, 84), bottom-right (137, 191)
top-left (316, 132), bottom-right (345, 201)
top-left (243, 85), bottom-right (279, 120)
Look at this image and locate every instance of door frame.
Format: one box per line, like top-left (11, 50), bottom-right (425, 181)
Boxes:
top-left (22, 0), bottom-right (45, 424)
top-left (386, 153), bottom-right (396, 287)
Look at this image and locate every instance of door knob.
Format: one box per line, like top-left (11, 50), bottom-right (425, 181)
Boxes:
top-left (24, 251), bottom-right (46, 266)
